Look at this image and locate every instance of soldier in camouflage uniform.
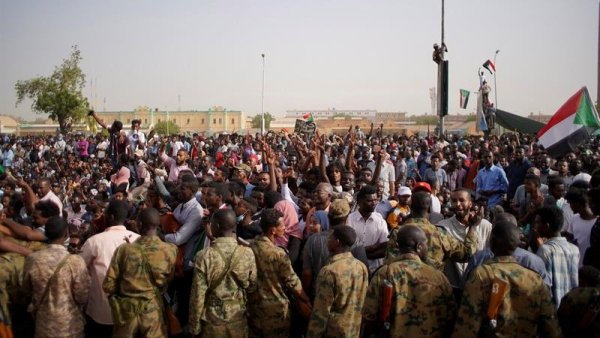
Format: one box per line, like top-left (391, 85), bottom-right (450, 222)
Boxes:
top-left (557, 266), bottom-right (600, 338)
top-left (189, 209), bottom-right (257, 338)
top-left (386, 191), bottom-right (479, 270)
top-left (306, 225), bottom-right (368, 338)
top-left (452, 220), bottom-right (562, 338)
top-left (103, 207), bottom-right (177, 338)
top-left (0, 233), bottom-right (47, 337)
top-left (248, 208), bottom-right (311, 338)
top-left (363, 225), bottom-right (456, 338)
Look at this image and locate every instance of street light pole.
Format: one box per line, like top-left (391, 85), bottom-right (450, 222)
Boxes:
top-left (261, 53), bottom-right (266, 135)
top-left (494, 49), bottom-right (500, 108)
top-left (437, 0), bottom-right (445, 138)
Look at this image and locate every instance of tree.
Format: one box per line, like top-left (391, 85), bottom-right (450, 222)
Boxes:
top-left (15, 46), bottom-right (89, 133)
top-left (154, 120), bottom-right (181, 136)
top-left (251, 113), bottom-right (275, 129)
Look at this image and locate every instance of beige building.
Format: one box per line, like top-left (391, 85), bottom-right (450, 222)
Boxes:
top-left (95, 105), bottom-right (244, 135)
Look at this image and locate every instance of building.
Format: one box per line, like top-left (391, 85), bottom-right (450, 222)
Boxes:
top-left (286, 109), bottom-right (377, 119)
top-left (0, 116), bottom-right (19, 134)
top-left (95, 105), bottom-right (244, 135)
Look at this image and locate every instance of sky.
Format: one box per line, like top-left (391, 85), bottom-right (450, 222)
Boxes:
top-left (1, 0), bottom-right (598, 121)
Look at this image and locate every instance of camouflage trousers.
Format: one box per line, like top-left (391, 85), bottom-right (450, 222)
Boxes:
top-left (200, 318), bottom-right (248, 338)
top-left (249, 301), bottom-right (291, 338)
top-left (112, 308), bottom-right (165, 338)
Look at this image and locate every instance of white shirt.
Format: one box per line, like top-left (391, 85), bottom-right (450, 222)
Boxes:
top-left (40, 191), bottom-right (64, 217)
top-left (80, 225), bottom-right (140, 324)
top-left (565, 214), bottom-right (597, 267)
top-left (431, 195), bottom-right (441, 214)
top-left (347, 210), bottom-right (388, 273)
top-left (437, 216), bottom-right (492, 287)
top-left (127, 130), bottom-right (146, 152)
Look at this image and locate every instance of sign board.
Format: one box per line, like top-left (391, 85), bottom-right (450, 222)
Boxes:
top-left (294, 119), bottom-right (317, 135)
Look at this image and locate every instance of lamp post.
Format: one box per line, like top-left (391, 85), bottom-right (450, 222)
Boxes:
top-left (437, 0), bottom-right (446, 138)
top-left (261, 53), bottom-right (266, 135)
top-left (494, 49), bottom-right (500, 108)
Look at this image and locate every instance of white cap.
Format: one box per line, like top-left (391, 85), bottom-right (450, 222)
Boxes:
top-left (398, 186), bottom-right (412, 196)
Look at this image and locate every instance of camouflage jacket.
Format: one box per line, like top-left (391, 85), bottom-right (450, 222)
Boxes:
top-left (453, 256), bottom-right (562, 338)
top-left (386, 217), bottom-right (477, 270)
top-left (103, 235), bottom-right (177, 322)
top-left (363, 253), bottom-right (456, 338)
top-left (306, 251), bottom-right (368, 338)
top-left (189, 236), bottom-right (257, 336)
top-left (248, 235), bottom-right (303, 305)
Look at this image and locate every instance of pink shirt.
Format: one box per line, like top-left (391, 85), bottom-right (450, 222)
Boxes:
top-left (80, 225), bottom-right (140, 324)
top-left (111, 166), bottom-right (130, 187)
top-left (160, 152), bottom-right (191, 182)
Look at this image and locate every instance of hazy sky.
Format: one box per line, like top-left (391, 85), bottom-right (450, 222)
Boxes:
top-left (1, 0), bottom-right (598, 120)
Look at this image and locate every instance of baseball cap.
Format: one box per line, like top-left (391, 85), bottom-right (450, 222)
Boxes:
top-left (412, 182), bottom-right (432, 193)
top-left (329, 199), bottom-right (350, 219)
top-left (234, 163), bottom-right (252, 175)
top-left (397, 186), bottom-right (412, 196)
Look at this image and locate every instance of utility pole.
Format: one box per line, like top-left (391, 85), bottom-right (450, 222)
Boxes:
top-left (261, 53), bottom-right (266, 135)
top-left (437, 0), bottom-right (446, 138)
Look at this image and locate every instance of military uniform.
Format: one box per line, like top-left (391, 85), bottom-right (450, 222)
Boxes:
top-left (248, 236), bottom-right (303, 338)
top-left (557, 287), bottom-right (600, 338)
top-left (103, 235), bottom-right (177, 338)
top-left (0, 239), bottom-right (46, 337)
top-left (306, 251), bottom-right (368, 338)
top-left (453, 256), bottom-right (562, 338)
top-left (363, 253), bottom-right (456, 338)
top-left (386, 217), bottom-right (477, 270)
top-left (189, 237), bottom-right (257, 338)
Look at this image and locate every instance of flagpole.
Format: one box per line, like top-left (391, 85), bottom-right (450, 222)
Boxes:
top-left (261, 53), bottom-right (266, 135)
top-left (494, 49), bottom-right (500, 109)
top-left (437, 0), bottom-right (445, 138)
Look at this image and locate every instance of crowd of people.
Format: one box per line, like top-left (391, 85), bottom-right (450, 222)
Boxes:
top-left (0, 111), bottom-right (599, 338)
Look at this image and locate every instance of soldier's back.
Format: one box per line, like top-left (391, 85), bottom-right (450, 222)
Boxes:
top-left (454, 256), bottom-right (561, 338)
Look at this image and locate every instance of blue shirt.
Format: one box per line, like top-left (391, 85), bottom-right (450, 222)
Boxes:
top-left (463, 247), bottom-right (552, 288)
top-left (475, 164), bottom-right (508, 208)
top-left (537, 237), bottom-right (579, 308)
top-left (506, 159), bottom-right (533, 199)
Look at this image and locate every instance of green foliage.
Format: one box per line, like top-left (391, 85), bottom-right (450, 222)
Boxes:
top-left (154, 120), bottom-right (181, 136)
top-left (251, 113), bottom-right (275, 129)
top-left (465, 114), bottom-right (477, 122)
top-left (15, 46), bottom-right (89, 133)
top-left (411, 115), bottom-right (439, 125)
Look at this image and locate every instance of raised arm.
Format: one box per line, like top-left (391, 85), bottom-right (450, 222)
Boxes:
top-left (89, 110), bottom-right (109, 130)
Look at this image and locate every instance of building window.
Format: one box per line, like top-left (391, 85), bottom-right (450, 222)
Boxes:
top-left (231, 118), bottom-right (235, 125)
top-left (127, 119), bottom-right (131, 123)
top-left (187, 118), bottom-right (190, 124)
top-left (144, 119), bottom-right (147, 124)
top-left (202, 118), bottom-right (205, 124)
top-left (158, 118), bottom-right (161, 122)
top-left (213, 118), bottom-right (216, 124)
top-left (219, 118), bottom-right (222, 124)
top-left (173, 118), bottom-right (176, 123)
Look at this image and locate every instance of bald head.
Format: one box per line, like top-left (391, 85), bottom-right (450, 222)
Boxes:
top-left (395, 225), bottom-right (427, 259)
top-left (490, 220), bottom-right (520, 256)
top-left (139, 207), bottom-right (160, 234)
top-left (211, 209), bottom-right (237, 237)
top-left (493, 212), bottom-right (517, 227)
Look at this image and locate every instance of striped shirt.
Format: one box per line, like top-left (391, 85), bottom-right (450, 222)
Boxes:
top-left (536, 237), bottom-right (579, 308)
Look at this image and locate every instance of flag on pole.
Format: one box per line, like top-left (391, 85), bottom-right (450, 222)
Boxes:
top-left (476, 92), bottom-right (488, 132)
top-left (537, 87), bottom-right (600, 157)
top-left (459, 89), bottom-right (470, 109)
top-left (483, 60), bottom-right (496, 74)
top-left (303, 112), bottom-right (314, 123)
